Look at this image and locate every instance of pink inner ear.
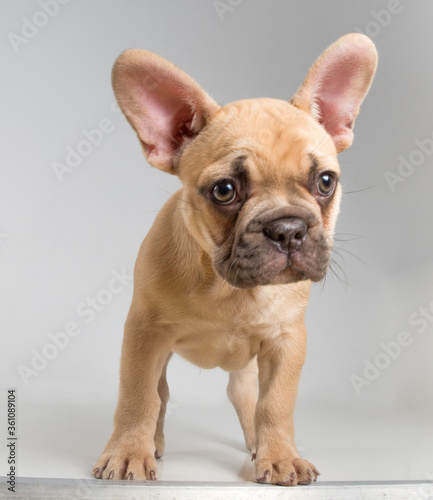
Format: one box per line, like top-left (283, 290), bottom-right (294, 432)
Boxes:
top-left (113, 50), bottom-right (219, 173)
top-left (311, 44), bottom-right (371, 150)
top-left (134, 83), bottom-right (198, 166)
top-left (314, 94), bottom-right (356, 148)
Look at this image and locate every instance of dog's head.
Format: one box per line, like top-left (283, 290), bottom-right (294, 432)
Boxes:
top-left (113, 34), bottom-right (377, 289)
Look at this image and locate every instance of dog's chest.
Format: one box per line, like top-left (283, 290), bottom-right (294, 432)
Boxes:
top-left (172, 287), bottom-right (305, 371)
top-left (173, 316), bottom-right (272, 371)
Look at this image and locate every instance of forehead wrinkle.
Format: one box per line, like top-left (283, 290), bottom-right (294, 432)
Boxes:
top-left (230, 155), bottom-right (247, 177)
top-left (247, 135), bottom-right (313, 188)
top-left (194, 99), bottom-right (339, 188)
top-left (309, 153), bottom-right (319, 176)
top-left (197, 153), bottom-right (250, 188)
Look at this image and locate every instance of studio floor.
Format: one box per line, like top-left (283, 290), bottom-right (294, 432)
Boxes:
top-left (1, 393), bottom-right (432, 499)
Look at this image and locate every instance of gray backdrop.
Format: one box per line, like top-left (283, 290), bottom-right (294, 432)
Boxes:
top-left (2, 0), bottom-right (433, 434)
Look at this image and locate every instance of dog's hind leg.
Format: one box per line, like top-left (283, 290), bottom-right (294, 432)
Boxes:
top-left (154, 351), bottom-right (173, 459)
top-left (227, 356), bottom-right (258, 454)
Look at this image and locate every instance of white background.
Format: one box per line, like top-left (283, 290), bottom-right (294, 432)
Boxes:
top-left (1, 0), bottom-right (433, 483)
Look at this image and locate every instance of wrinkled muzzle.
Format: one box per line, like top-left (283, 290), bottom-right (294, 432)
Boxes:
top-left (214, 206), bottom-right (332, 289)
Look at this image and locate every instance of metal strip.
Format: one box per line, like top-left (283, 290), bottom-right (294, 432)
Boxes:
top-left (1, 477), bottom-right (432, 500)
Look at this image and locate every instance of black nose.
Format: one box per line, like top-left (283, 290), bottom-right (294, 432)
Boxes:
top-left (264, 217), bottom-right (307, 254)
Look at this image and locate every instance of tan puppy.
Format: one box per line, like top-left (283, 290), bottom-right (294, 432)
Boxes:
top-left (93, 34), bottom-right (377, 486)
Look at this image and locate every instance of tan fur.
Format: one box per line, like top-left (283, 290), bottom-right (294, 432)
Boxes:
top-left (92, 34), bottom-right (377, 485)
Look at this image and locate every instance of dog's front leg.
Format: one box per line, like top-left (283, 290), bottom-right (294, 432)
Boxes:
top-left (227, 356), bottom-right (258, 454)
top-left (254, 320), bottom-right (319, 486)
top-left (154, 351), bottom-right (173, 459)
top-left (93, 312), bottom-right (172, 481)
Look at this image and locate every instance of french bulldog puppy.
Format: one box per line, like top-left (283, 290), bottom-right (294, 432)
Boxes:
top-left (92, 34), bottom-right (377, 485)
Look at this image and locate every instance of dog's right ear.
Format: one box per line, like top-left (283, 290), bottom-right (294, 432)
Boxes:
top-left (112, 50), bottom-right (219, 174)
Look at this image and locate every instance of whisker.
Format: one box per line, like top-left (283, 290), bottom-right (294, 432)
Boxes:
top-left (310, 132), bottom-right (328, 156)
top-left (150, 184), bottom-right (178, 196)
top-left (328, 258), bottom-right (351, 290)
top-left (342, 184), bottom-right (377, 195)
top-left (233, 266), bottom-right (241, 288)
top-left (333, 233), bottom-right (363, 243)
top-left (227, 257), bottom-right (239, 279)
top-left (312, 152), bottom-right (340, 160)
top-left (150, 184), bottom-right (199, 210)
top-left (333, 246), bottom-right (366, 265)
top-left (319, 272), bottom-right (327, 294)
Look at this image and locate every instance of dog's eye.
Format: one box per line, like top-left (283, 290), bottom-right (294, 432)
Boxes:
top-left (212, 182), bottom-right (236, 204)
top-left (317, 172), bottom-right (336, 196)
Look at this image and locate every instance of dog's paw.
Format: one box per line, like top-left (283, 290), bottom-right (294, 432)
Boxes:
top-left (255, 455), bottom-right (319, 486)
top-left (92, 444), bottom-right (158, 481)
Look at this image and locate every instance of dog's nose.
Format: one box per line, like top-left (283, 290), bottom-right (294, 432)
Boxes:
top-left (264, 218), bottom-right (307, 254)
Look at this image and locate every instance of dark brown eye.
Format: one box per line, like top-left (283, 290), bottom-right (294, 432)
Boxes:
top-left (317, 172), bottom-right (336, 196)
top-left (212, 182), bottom-right (236, 204)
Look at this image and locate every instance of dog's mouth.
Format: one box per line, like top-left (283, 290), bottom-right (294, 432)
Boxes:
top-left (214, 216), bottom-right (332, 289)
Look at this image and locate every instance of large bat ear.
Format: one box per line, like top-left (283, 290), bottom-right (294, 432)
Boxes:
top-left (112, 50), bottom-right (219, 174)
top-left (290, 33), bottom-right (378, 153)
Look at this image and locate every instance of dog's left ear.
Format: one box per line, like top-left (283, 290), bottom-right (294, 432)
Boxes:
top-left (290, 33), bottom-right (377, 153)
